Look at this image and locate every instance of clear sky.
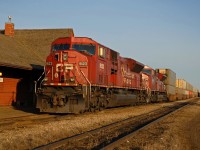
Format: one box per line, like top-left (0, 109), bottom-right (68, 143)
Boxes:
top-left (0, 0), bottom-right (200, 89)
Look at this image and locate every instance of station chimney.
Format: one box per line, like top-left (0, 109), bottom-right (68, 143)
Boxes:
top-left (5, 16), bottom-right (14, 37)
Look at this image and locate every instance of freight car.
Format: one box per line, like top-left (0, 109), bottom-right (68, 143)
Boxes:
top-left (156, 69), bottom-right (199, 100)
top-left (36, 34), bottom-right (167, 113)
top-left (156, 69), bottom-right (176, 101)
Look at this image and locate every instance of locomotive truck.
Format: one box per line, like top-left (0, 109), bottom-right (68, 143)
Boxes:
top-left (36, 34), bottom-right (168, 113)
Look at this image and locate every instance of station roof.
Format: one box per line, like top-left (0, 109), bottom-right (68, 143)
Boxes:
top-left (0, 28), bottom-right (74, 70)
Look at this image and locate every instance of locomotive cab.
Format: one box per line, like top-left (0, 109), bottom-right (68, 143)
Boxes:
top-left (142, 66), bottom-right (167, 102)
top-left (44, 43), bottom-right (92, 86)
top-left (36, 37), bottom-right (96, 113)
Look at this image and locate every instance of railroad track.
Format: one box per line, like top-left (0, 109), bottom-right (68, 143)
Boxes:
top-left (102, 100), bottom-right (197, 150)
top-left (0, 113), bottom-right (76, 130)
top-left (34, 98), bottom-right (199, 150)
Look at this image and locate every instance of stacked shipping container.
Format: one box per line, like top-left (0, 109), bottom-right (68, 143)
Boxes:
top-left (156, 69), bottom-right (176, 101)
top-left (156, 68), bottom-right (199, 101)
top-left (176, 79), bottom-right (188, 99)
top-left (176, 79), bottom-right (197, 98)
top-left (193, 87), bottom-right (199, 97)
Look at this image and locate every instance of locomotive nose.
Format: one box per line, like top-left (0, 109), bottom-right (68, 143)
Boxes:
top-left (53, 62), bottom-right (75, 84)
top-left (55, 51), bottom-right (88, 84)
top-left (44, 49), bottom-right (89, 86)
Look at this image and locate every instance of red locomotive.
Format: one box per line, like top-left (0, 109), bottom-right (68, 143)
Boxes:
top-left (36, 34), bottom-right (167, 113)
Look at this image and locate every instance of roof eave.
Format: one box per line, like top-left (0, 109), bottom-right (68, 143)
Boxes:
top-left (0, 62), bottom-right (32, 70)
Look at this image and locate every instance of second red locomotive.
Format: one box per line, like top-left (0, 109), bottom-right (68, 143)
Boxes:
top-left (36, 34), bottom-right (167, 113)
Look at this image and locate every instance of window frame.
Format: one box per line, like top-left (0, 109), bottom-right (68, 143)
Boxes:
top-left (52, 44), bottom-right (70, 51)
top-left (98, 46), bottom-right (106, 58)
top-left (72, 43), bottom-right (96, 55)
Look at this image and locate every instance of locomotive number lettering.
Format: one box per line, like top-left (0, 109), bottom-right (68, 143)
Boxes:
top-left (79, 61), bottom-right (88, 66)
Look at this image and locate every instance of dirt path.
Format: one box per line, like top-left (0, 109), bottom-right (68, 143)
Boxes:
top-left (186, 103), bottom-right (200, 150)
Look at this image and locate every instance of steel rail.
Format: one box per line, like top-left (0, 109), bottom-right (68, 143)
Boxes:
top-left (33, 100), bottom-right (196, 150)
top-left (101, 100), bottom-right (197, 150)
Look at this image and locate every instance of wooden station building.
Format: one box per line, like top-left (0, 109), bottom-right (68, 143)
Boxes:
top-left (0, 21), bottom-right (73, 107)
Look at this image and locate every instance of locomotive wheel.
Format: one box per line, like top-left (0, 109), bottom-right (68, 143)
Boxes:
top-left (89, 103), bottom-right (96, 112)
top-left (146, 96), bottom-right (151, 103)
top-left (79, 110), bottom-right (85, 114)
top-left (98, 103), bottom-right (104, 111)
top-left (97, 97), bottom-right (107, 111)
top-left (136, 95), bottom-right (141, 104)
top-left (139, 95), bottom-right (146, 104)
top-left (90, 107), bottom-right (96, 112)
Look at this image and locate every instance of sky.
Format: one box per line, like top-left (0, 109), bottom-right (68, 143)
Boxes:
top-left (0, 0), bottom-right (200, 89)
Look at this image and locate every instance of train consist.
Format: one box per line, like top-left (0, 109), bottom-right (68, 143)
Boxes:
top-left (156, 69), bottom-right (199, 100)
top-left (36, 34), bottom-right (199, 113)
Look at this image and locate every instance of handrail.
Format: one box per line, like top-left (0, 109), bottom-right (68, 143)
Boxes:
top-left (35, 71), bottom-right (45, 94)
top-left (80, 70), bottom-right (91, 109)
top-left (35, 66), bottom-right (49, 94)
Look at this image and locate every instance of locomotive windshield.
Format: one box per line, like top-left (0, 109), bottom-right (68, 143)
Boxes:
top-left (52, 44), bottom-right (70, 51)
top-left (142, 69), bottom-right (152, 75)
top-left (72, 44), bottom-right (95, 55)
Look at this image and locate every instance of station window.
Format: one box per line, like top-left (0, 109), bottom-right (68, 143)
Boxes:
top-left (98, 46), bottom-right (106, 58)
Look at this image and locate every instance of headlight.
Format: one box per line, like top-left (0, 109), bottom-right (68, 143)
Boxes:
top-left (70, 78), bottom-right (75, 82)
top-left (44, 77), bottom-right (48, 82)
top-left (46, 62), bottom-right (52, 66)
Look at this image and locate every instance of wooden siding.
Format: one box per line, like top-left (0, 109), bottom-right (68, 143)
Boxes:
top-left (0, 78), bottom-right (19, 106)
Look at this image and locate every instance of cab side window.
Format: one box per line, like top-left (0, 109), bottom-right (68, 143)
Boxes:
top-left (98, 46), bottom-right (106, 58)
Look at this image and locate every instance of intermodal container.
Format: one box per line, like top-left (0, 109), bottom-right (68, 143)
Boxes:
top-left (184, 90), bottom-right (189, 99)
top-left (176, 87), bottom-right (184, 100)
top-left (186, 82), bottom-right (193, 91)
top-left (156, 69), bottom-right (176, 86)
top-left (176, 79), bottom-right (187, 89)
top-left (166, 84), bottom-right (176, 101)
